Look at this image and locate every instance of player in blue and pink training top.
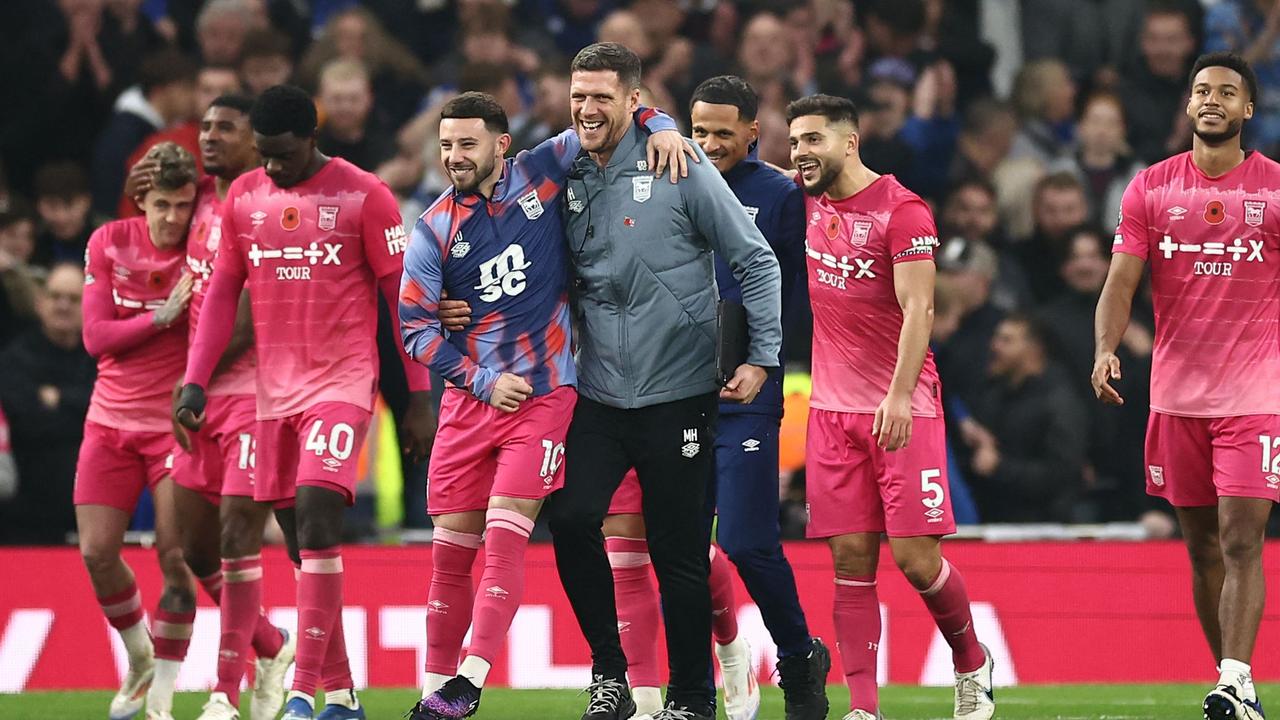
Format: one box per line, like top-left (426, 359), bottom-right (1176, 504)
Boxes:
top-left (399, 91), bottom-right (688, 720)
top-left (787, 94), bottom-right (995, 720)
top-left (1095, 52), bottom-right (1280, 720)
top-left (177, 85), bottom-right (435, 720)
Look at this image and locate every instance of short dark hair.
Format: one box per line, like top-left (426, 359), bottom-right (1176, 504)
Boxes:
top-left (785, 94), bottom-right (859, 128)
top-left (34, 161), bottom-right (89, 201)
top-left (0, 198), bottom-right (34, 231)
top-left (945, 176), bottom-right (998, 204)
top-left (209, 93), bottom-right (256, 116)
top-left (570, 42), bottom-right (642, 90)
top-left (239, 28), bottom-right (293, 62)
top-left (1001, 312), bottom-right (1049, 353)
top-left (1190, 52), bottom-right (1259, 104)
top-left (1058, 223), bottom-right (1111, 267)
top-left (960, 98), bottom-right (1016, 136)
top-left (138, 49), bottom-right (199, 95)
top-left (441, 91), bottom-right (510, 134)
top-left (690, 75), bottom-right (759, 121)
top-left (1034, 171), bottom-right (1086, 200)
top-left (250, 84), bottom-right (318, 137)
top-left (459, 63), bottom-right (514, 95)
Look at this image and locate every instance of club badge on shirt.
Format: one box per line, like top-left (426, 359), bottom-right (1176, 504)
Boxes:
top-left (318, 205), bottom-right (339, 231)
top-left (851, 220), bottom-right (872, 248)
top-left (1245, 200), bottom-right (1266, 227)
top-left (519, 190), bottom-right (544, 220)
top-left (632, 176), bottom-right (651, 203)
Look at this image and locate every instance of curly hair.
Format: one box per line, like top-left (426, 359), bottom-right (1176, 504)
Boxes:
top-left (143, 142), bottom-right (198, 191)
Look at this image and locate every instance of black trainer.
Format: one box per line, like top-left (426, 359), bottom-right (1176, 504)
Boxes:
top-left (776, 637), bottom-right (832, 720)
top-left (581, 675), bottom-right (636, 720)
top-left (650, 702), bottom-right (715, 720)
top-left (407, 676), bottom-right (481, 719)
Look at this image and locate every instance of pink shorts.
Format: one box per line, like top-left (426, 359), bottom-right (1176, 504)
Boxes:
top-left (256, 401), bottom-right (372, 506)
top-left (805, 409), bottom-right (956, 538)
top-left (428, 386), bottom-right (577, 514)
top-left (172, 394), bottom-right (258, 503)
top-left (607, 469), bottom-right (643, 515)
top-left (1145, 412), bottom-right (1280, 507)
top-left (74, 421), bottom-right (174, 512)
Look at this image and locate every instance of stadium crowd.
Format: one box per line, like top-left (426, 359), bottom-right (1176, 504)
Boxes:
top-left (2, 0), bottom-right (1276, 544)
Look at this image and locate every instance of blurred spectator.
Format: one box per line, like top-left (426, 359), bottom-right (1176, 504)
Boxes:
top-left (862, 0), bottom-right (929, 71)
top-left (0, 402), bottom-right (14, 503)
top-left (195, 0), bottom-right (260, 66)
top-left (239, 28), bottom-right (294, 97)
top-left (858, 75), bottom-right (915, 178)
top-left (90, 48), bottom-right (198, 216)
top-left (925, 0), bottom-right (996, 105)
top-left (116, 64), bottom-right (244, 217)
top-left (1205, 0), bottom-right (1280, 155)
top-left (523, 0), bottom-right (617, 58)
top-left (966, 313), bottom-right (1088, 523)
top-left (629, 0), bottom-right (730, 116)
top-left (300, 6), bottom-right (435, 128)
top-left (0, 263), bottom-right (95, 544)
top-left (899, 59), bottom-right (960, 200)
top-left (737, 11), bottom-right (806, 114)
top-left (316, 59), bottom-right (398, 176)
top-left (457, 63), bottom-right (539, 152)
top-left (1016, 172), bottom-right (1090, 302)
top-left (531, 64), bottom-right (573, 138)
top-left (1038, 225), bottom-right (1154, 522)
top-left (938, 178), bottom-right (1031, 311)
top-left (1124, 1), bottom-right (1198, 164)
top-left (32, 162), bottom-right (103, 269)
top-left (1048, 92), bottom-right (1144, 230)
top-left (933, 237), bottom-right (1005, 409)
top-left (0, 203), bottom-right (40, 345)
top-left (950, 99), bottom-right (1018, 188)
top-left (1010, 58), bottom-right (1077, 165)
top-left (597, 9), bottom-right (683, 117)
top-left (1019, 0), bottom-right (1145, 87)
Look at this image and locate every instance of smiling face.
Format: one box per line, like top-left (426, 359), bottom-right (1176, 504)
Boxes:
top-left (570, 69), bottom-right (640, 159)
top-left (142, 183), bottom-right (198, 249)
top-left (1187, 65), bottom-right (1253, 146)
top-left (255, 131), bottom-right (314, 188)
top-left (788, 114), bottom-right (854, 196)
top-left (438, 117), bottom-right (508, 194)
top-left (199, 104), bottom-right (257, 180)
top-left (691, 101), bottom-right (757, 174)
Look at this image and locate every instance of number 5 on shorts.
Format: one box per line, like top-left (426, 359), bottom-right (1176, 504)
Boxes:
top-left (921, 468), bottom-right (945, 509)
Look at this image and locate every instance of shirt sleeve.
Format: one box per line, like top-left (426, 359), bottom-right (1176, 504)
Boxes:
top-left (886, 198), bottom-right (940, 265)
top-left (1112, 170), bottom-right (1150, 260)
top-left (681, 143), bottom-right (783, 368)
top-left (774, 183), bottom-right (808, 310)
top-left (80, 227), bottom-right (165, 358)
top-left (185, 195), bottom-right (248, 387)
top-left (362, 183), bottom-right (431, 392)
top-left (399, 218), bottom-right (500, 401)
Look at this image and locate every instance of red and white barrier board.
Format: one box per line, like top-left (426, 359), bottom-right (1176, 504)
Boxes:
top-left (3, 541), bottom-right (1279, 692)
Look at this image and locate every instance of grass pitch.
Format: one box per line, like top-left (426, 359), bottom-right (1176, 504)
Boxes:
top-left (2, 684), bottom-right (1270, 719)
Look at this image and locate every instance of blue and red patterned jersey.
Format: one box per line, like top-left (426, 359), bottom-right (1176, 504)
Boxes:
top-left (400, 110), bottom-right (673, 402)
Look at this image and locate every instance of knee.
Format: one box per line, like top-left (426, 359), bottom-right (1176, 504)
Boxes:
top-left (830, 542), bottom-right (877, 579)
top-left (1186, 537), bottom-right (1223, 572)
top-left (296, 521), bottom-right (342, 551)
top-left (158, 545), bottom-right (190, 580)
top-left (894, 554), bottom-right (941, 591)
top-left (1220, 531), bottom-right (1263, 567)
top-left (80, 544), bottom-right (119, 578)
top-left (220, 512), bottom-right (261, 559)
top-left (182, 545), bottom-right (219, 579)
top-left (547, 501), bottom-right (602, 538)
top-left (722, 542), bottom-right (772, 570)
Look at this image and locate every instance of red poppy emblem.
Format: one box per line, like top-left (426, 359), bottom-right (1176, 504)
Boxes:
top-left (281, 206), bottom-right (301, 231)
top-left (825, 215), bottom-right (842, 240)
top-left (147, 270), bottom-right (167, 290)
top-left (1204, 200), bottom-right (1226, 225)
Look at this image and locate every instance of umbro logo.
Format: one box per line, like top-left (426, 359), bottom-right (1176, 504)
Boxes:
top-left (742, 438), bottom-right (760, 453)
top-left (451, 230), bottom-right (470, 258)
top-left (250, 210), bottom-right (267, 226)
top-left (617, 620), bottom-right (632, 633)
top-left (1168, 206), bottom-right (1188, 220)
top-left (486, 585), bottom-right (509, 598)
top-left (428, 600), bottom-right (450, 614)
top-left (681, 442), bottom-right (700, 458)
top-left (305, 626), bottom-right (325, 639)
top-left (219, 649), bottom-right (239, 660)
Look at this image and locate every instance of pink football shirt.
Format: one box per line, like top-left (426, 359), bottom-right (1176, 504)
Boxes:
top-left (214, 159), bottom-right (408, 419)
top-left (805, 174), bottom-right (942, 417)
top-left (1113, 151), bottom-right (1280, 417)
top-left (187, 176), bottom-right (255, 397)
top-left (83, 217), bottom-right (189, 431)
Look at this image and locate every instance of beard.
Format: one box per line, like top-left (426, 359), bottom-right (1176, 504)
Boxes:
top-left (802, 161), bottom-right (842, 197)
top-left (1193, 117), bottom-right (1244, 146)
top-left (450, 155), bottom-right (496, 194)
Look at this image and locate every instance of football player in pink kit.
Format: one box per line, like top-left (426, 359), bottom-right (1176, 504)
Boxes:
top-left (1095, 53), bottom-right (1279, 720)
top-left (176, 85), bottom-right (435, 720)
top-left (786, 94), bottom-right (994, 720)
top-left (160, 94), bottom-right (294, 720)
top-left (76, 142), bottom-right (199, 720)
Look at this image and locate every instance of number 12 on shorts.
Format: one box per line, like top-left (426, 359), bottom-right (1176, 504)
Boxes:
top-left (1259, 434), bottom-right (1280, 474)
top-left (306, 421), bottom-right (355, 461)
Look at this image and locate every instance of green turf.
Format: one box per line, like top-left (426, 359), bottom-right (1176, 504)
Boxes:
top-left (2, 684), bottom-right (1273, 719)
